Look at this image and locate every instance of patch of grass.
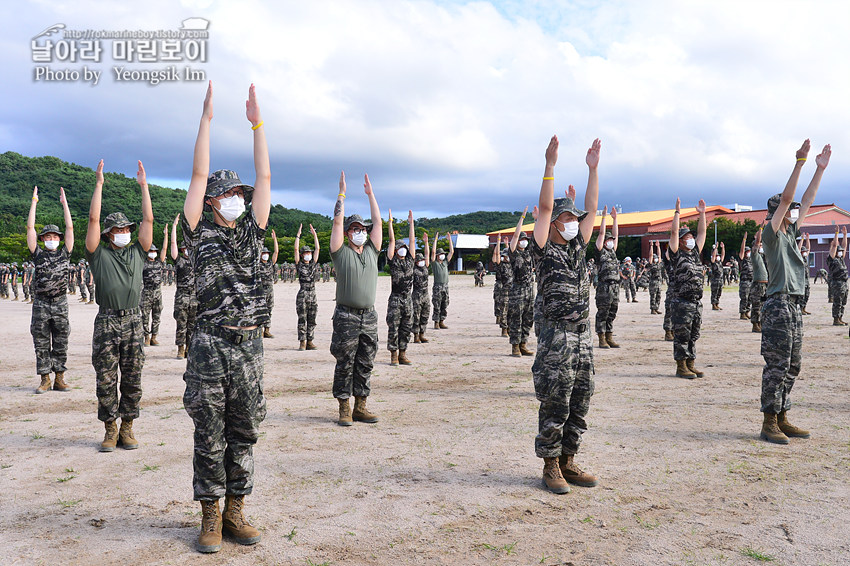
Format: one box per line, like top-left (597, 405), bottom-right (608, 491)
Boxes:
top-left (58, 498), bottom-right (81, 508)
top-left (740, 547), bottom-right (775, 562)
top-left (634, 513), bottom-right (659, 529)
top-left (30, 432), bottom-right (44, 440)
top-left (285, 526), bottom-right (297, 544)
top-left (580, 516), bottom-right (594, 523)
top-left (64, 468), bottom-right (75, 473)
top-left (476, 542), bottom-right (517, 555)
top-left (1, 464), bottom-right (12, 470)
top-left (57, 475), bottom-right (76, 483)
top-left (306, 560), bottom-right (330, 566)
top-left (158, 442), bottom-right (165, 446)
top-left (142, 464), bottom-right (159, 472)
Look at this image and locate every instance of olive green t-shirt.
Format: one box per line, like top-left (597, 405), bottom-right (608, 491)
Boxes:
top-left (331, 240), bottom-right (379, 309)
top-left (762, 220), bottom-right (805, 297)
top-left (751, 250), bottom-right (768, 282)
top-left (85, 240), bottom-right (146, 310)
top-left (432, 260), bottom-right (449, 285)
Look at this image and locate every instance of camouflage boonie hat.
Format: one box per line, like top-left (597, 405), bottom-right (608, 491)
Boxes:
top-left (343, 214), bottom-right (371, 232)
top-left (765, 193), bottom-right (799, 221)
top-left (299, 245), bottom-right (312, 253)
top-left (518, 231), bottom-right (529, 240)
top-left (395, 240), bottom-right (408, 249)
top-left (551, 197), bottom-right (587, 222)
top-left (205, 169), bottom-right (254, 202)
top-left (679, 226), bottom-right (693, 239)
top-left (100, 212), bottom-right (137, 242)
top-left (38, 224), bottom-right (63, 240)
top-left (603, 231), bottom-right (613, 241)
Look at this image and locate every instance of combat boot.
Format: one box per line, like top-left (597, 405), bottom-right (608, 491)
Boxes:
top-left (675, 359), bottom-right (696, 379)
top-left (53, 372), bottom-right (70, 392)
top-left (632, 298), bottom-right (638, 303)
top-left (760, 412), bottom-right (789, 444)
top-left (542, 457), bottom-right (570, 494)
top-left (398, 350), bottom-right (412, 365)
top-left (597, 333), bottom-right (609, 349)
top-left (500, 327), bottom-right (508, 337)
top-left (711, 304), bottom-right (719, 310)
top-left (559, 454), bottom-right (598, 487)
top-left (834, 317), bottom-right (848, 326)
top-left (752, 322), bottom-right (761, 333)
top-left (390, 350), bottom-right (399, 366)
top-left (197, 499), bottom-right (222, 553)
top-left (511, 343), bottom-right (521, 357)
top-left (413, 334), bottom-right (421, 344)
top-left (337, 398), bottom-right (353, 426)
top-left (118, 419), bottom-right (139, 450)
top-left (685, 359), bottom-right (704, 378)
top-left (604, 332), bottom-right (620, 348)
top-left (306, 340), bottom-right (317, 350)
top-left (298, 340), bottom-right (306, 351)
top-left (36, 374), bottom-right (52, 394)
top-left (177, 345), bottom-right (185, 359)
top-left (222, 494), bottom-right (261, 545)
top-left (717, 305), bottom-right (723, 310)
top-left (519, 342), bottom-right (534, 356)
top-left (149, 335), bottom-right (159, 346)
top-left (434, 321), bottom-right (440, 330)
top-left (777, 411), bottom-right (810, 438)
top-left (664, 329), bottom-right (674, 341)
top-left (144, 335), bottom-right (151, 346)
top-left (262, 327), bottom-right (274, 338)
top-left (740, 312), bottom-right (748, 320)
top-left (352, 396), bottom-right (379, 423)
top-left (87, 299), bottom-right (94, 305)
top-left (439, 321), bottom-right (448, 329)
top-left (418, 333), bottom-right (429, 343)
top-left (801, 307), bottom-right (810, 315)
top-left (100, 421), bottom-right (119, 452)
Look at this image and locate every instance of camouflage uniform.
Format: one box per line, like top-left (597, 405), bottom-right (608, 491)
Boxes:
top-left (0, 264), bottom-right (7, 298)
top-left (67, 265), bottom-right (76, 294)
top-left (750, 250), bottom-right (768, 325)
top-left (9, 264), bottom-right (20, 299)
top-left (22, 262), bottom-right (31, 301)
top-left (386, 247), bottom-right (414, 352)
top-left (141, 255), bottom-right (164, 338)
top-left (431, 259), bottom-right (450, 323)
top-left (296, 260), bottom-right (318, 341)
top-left (77, 263), bottom-right (88, 301)
top-left (709, 259), bottom-right (724, 307)
top-left (531, 200), bottom-right (594, 459)
top-left (739, 251), bottom-right (753, 315)
top-left (662, 253), bottom-right (675, 332)
top-left (181, 172), bottom-right (268, 501)
top-left (412, 255), bottom-right (431, 337)
top-left (647, 259), bottom-right (662, 312)
top-left (826, 253), bottom-right (848, 320)
top-left (174, 253), bottom-right (198, 347)
top-left (494, 255), bottom-right (513, 329)
top-left (670, 243), bottom-right (703, 361)
top-left (83, 261), bottom-right (95, 301)
top-left (594, 245), bottom-right (620, 334)
top-left (621, 261), bottom-right (636, 302)
top-left (30, 242), bottom-right (71, 376)
top-left (800, 258), bottom-right (810, 312)
top-left (508, 241), bottom-right (535, 345)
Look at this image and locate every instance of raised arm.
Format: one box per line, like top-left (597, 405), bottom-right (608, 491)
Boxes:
top-left (365, 174), bottom-right (382, 250)
top-left (86, 160), bottom-right (105, 253)
top-left (446, 231), bottom-right (455, 262)
top-left (184, 81), bottom-right (213, 231)
top-left (60, 187), bottom-right (74, 252)
top-left (159, 224), bottom-right (168, 261)
top-left (408, 210), bottom-right (415, 257)
top-left (611, 206), bottom-right (619, 251)
top-left (387, 209), bottom-right (395, 260)
top-left (843, 225), bottom-right (848, 253)
top-left (532, 136), bottom-right (558, 248)
top-left (246, 84), bottom-right (271, 229)
top-left (669, 198), bottom-right (681, 253)
top-left (492, 235), bottom-right (502, 264)
top-left (26, 186), bottom-right (38, 253)
top-left (170, 214), bottom-right (180, 260)
top-left (579, 138), bottom-right (601, 244)
top-left (137, 161), bottom-right (154, 251)
top-left (510, 206), bottom-right (529, 252)
top-left (596, 206), bottom-right (608, 251)
top-left (770, 140), bottom-right (809, 233)
top-left (720, 241), bottom-right (725, 263)
top-left (431, 232), bottom-right (439, 262)
top-left (310, 224), bottom-right (319, 263)
top-left (294, 224), bottom-right (303, 263)
top-left (271, 229), bottom-right (279, 264)
top-left (739, 231), bottom-right (748, 260)
top-left (695, 199), bottom-right (707, 251)
top-left (330, 173), bottom-right (346, 254)
top-left (711, 245), bottom-right (718, 263)
top-left (798, 143), bottom-right (831, 224)
top-left (829, 226), bottom-right (839, 258)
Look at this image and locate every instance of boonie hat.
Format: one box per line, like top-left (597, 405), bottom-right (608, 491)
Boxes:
top-left (765, 193), bottom-right (800, 221)
top-left (205, 169), bottom-right (254, 202)
top-left (343, 214), bottom-right (372, 232)
top-left (100, 212), bottom-right (137, 242)
top-left (551, 197), bottom-right (587, 222)
top-left (38, 224), bottom-right (63, 240)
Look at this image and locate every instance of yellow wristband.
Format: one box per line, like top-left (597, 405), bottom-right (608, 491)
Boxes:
top-left (796, 157), bottom-right (806, 162)
top-left (338, 193), bottom-right (346, 198)
top-left (542, 176), bottom-right (554, 180)
top-left (32, 196), bottom-right (38, 202)
top-left (251, 121), bottom-right (264, 131)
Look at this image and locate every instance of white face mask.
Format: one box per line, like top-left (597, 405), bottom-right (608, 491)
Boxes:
top-left (350, 231), bottom-right (368, 246)
top-left (684, 238), bottom-right (696, 250)
top-left (558, 220), bottom-right (579, 241)
top-left (758, 247), bottom-right (764, 254)
top-left (216, 195), bottom-right (245, 222)
top-left (261, 253), bottom-right (270, 261)
top-left (148, 252), bottom-right (157, 259)
top-left (789, 209), bottom-right (799, 223)
top-left (182, 249), bottom-right (189, 257)
top-left (303, 254), bottom-right (312, 262)
top-left (518, 240), bottom-right (529, 249)
top-left (605, 240), bottom-right (614, 250)
top-left (397, 247), bottom-right (408, 258)
top-left (746, 252), bottom-right (751, 258)
top-left (44, 240), bottom-right (60, 251)
top-left (112, 233), bottom-right (131, 248)
top-left (438, 254), bottom-right (446, 261)
top-left (839, 252), bottom-right (845, 258)
top-left (802, 252), bottom-right (808, 258)
top-left (715, 256), bottom-right (721, 262)
top-left (417, 260), bottom-right (425, 267)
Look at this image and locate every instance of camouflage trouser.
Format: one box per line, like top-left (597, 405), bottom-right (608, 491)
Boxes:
top-left (739, 278), bottom-right (753, 314)
top-left (663, 286), bottom-right (673, 331)
top-left (412, 290), bottom-right (430, 336)
top-left (296, 287), bottom-right (318, 341)
top-left (649, 281), bottom-right (661, 312)
top-left (750, 282), bottom-right (767, 325)
top-left (623, 278), bottom-right (636, 301)
top-left (23, 281), bottom-right (30, 300)
top-left (173, 292), bottom-right (198, 347)
top-left (78, 279), bottom-right (88, 300)
top-left (183, 326), bottom-right (266, 501)
top-left (68, 277), bottom-right (76, 293)
top-left (671, 298), bottom-right (702, 360)
top-left (508, 282), bottom-right (534, 345)
top-left (830, 280), bottom-right (848, 319)
top-left (140, 286), bottom-right (163, 336)
top-left (432, 283), bottom-right (449, 322)
top-left (10, 280), bottom-right (18, 299)
top-left (827, 282), bottom-right (833, 302)
top-left (494, 282), bottom-right (510, 329)
top-left (263, 283), bottom-right (274, 330)
top-left (30, 295), bottom-right (69, 375)
top-left (83, 280), bottom-right (94, 300)
top-left (532, 319), bottom-right (594, 458)
top-left (92, 310), bottom-right (145, 422)
top-left (595, 280), bottom-right (619, 333)
top-left (801, 280), bottom-right (810, 310)
top-left (710, 280), bottom-right (723, 306)
top-left (330, 305), bottom-right (378, 399)
top-left (760, 295), bottom-right (802, 414)
top-left (386, 292), bottom-right (413, 351)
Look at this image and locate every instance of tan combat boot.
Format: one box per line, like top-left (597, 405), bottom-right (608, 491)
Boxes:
top-left (597, 333), bottom-right (609, 349)
top-left (413, 334), bottom-right (421, 344)
top-left (36, 374), bottom-right (52, 394)
top-left (740, 312), bottom-right (748, 320)
top-left (352, 396), bottom-right (379, 423)
top-left (298, 340), bottom-right (306, 351)
top-left (559, 454), bottom-right (598, 487)
top-left (604, 332), bottom-right (620, 348)
top-left (100, 420), bottom-right (119, 452)
top-left (118, 419), bottom-right (139, 450)
top-left (439, 321), bottom-right (448, 329)
top-left (711, 304), bottom-right (719, 310)
top-left (149, 335), bottom-right (159, 346)
top-left (263, 327), bottom-right (273, 338)
top-left (418, 333), bottom-right (429, 343)
top-left (222, 494), bottom-right (261, 545)
top-left (306, 340), bottom-right (317, 350)
top-left (511, 343), bottom-right (521, 357)
top-left (777, 411), bottom-right (810, 438)
top-left (197, 499), bottom-right (222, 553)
top-left (337, 398), bottom-right (353, 427)
top-left (177, 345), bottom-right (186, 359)
top-left (519, 342), bottom-right (534, 356)
top-left (685, 359), bottom-right (704, 378)
top-left (398, 350), bottom-right (412, 365)
top-left (53, 372), bottom-right (70, 392)
top-left (760, 412), bottom-right (789, 444)
top-left (390, 350), bottom-right (399, 366)
top-left (434, 321), bottom-right (440, 330)
top-left (717, 305), bottom-right (723, 310)
top-left (675, 359), bottom-right (696, 379)
top-left (500, 327), bottom-right (508, 337)
top-left (801, 308), bottom-right (810, 315)
top-left (752, 322), bottom-right (761, 333)
top-left (144, 335), bottom-right (151, 346)
top-left (542, 457), bottom-right (570, 494)
top-left (664, 330), bottom-right (674, 341)
top-left (87, 299), bottom-right (94, 305)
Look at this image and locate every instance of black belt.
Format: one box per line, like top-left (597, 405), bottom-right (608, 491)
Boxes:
top-left (197, 323), bottom-right (263, 344)
top-left (98, 307), bottom-right (140, 317)
top-left (34, 294), bottom-right (66, 304)
top-left (336, 304), bottom-right (374, 315)
top-left (544, 318), bottom-right (588, 334)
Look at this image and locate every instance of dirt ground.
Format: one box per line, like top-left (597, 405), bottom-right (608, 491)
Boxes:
top-left (0, 276), bottom-right (848, 566)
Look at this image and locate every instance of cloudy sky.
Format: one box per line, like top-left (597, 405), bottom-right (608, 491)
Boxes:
top-left (2, 0), bottom-right (848, 221)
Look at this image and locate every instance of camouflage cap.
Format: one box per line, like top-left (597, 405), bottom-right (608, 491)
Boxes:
top-left (603, 231), bottom-right (613, 241)
top-left (765, 193), bottom-right (800, 221)
top-left (518, 231), bottom-right (529, 240)
top-left (205, 169), bottom-right (254, 201)
top-left (299, 245), bottom-right (312, 253)
top-left (344, 214), bottom-right (372, 232)
top-left (394, 240), bottom-right (408, 249)
top-left (679, 226), bottom-right (693, 239)
top-left (551, 196), bottom-right (587, 222)
top-left (100, 212), bottom-right (137, 241)
top-left (38, 224), bottom-right (63, 240)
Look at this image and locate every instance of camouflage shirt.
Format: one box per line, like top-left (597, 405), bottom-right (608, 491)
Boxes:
top-left (183, 212), bottom-right (269, 328)
top-left (827, 255), bottom-right (848, 282)
top-left (509, 245), bottom-right (534, 286)
top-left (670, 246), bottom-right (704, 301)
top-left (174, 254), bottom-right (195, 296)
top-left (496, 260), bottom-right (513, 286)
top-left (31, 246), bottom-right (70, 299)
top-left (297, 261), bottom-right (317, 290)
top-left (597, 247), bottom-right (620, 282)
top-left (709, 261), bottom-right (724, 283)
top-left (647, 261), bottom-right (662, 283)
top-left (620, 262), bottom-right (635, 280)
top-left (388, 253), bottom-right (414, 296)
top-left (739, 254), bottom-right (753, 280)
top-left (531, 234), bottom-right (590, 323)
top-left (142, 259), bottom-right (164, 289)
top-left (259, 260), bottom-right (274, 287)
top-left (413, 262), bottom-right (429, 295)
